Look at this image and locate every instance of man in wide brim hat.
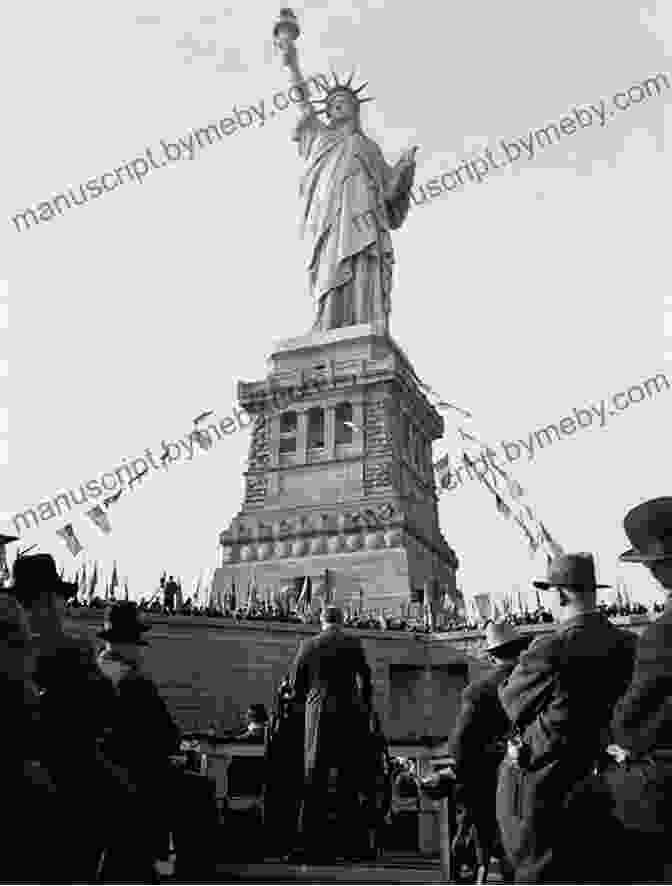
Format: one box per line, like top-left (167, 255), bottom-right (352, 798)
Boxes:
top-left (97, 601), bottom-right (151, 646)
top-left (494, 552), bottom-right (636, 882)
top-left (11, 552), bottom-right (78, 607)
top-left (482, 620), bottom-right (532, 659)
top-left (532, 551), bottom-right (611, 592)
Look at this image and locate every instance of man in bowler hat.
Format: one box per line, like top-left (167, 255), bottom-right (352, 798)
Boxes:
top-left (495, 553), bottom-right (635, 883)
top-left (431, 621), bottom-right (531, 883)
top-left (10, 553), bottom-right (121, 883)
top-left (96, 602), bottom-right (181, 882)
top-left (579, 498), bottom-right (672, 882)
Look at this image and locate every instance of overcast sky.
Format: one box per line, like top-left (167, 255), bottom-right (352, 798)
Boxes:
top-left (2, 0), bottom-right (670, 606)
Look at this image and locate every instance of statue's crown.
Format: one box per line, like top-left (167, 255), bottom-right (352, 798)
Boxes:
top-left (311, 69), bottom-right (374, 116)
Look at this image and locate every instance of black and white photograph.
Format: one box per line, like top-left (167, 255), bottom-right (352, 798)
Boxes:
top-left (2, 1), bottom-right (671, 882)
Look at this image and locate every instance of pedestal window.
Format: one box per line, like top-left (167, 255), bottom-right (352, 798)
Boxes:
top-left (335, 402), bottom-right (354, 445)
top-left (279, 411), bottom-right (298, 454)
top-left (307, 406), bottom-right (325, 450)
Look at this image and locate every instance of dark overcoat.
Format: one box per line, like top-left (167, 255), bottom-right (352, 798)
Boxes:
top-left (292, 625), bottom-right (373, 781)
top-left (495, 611), bottom-right (635, 883)
top-left (588, 600), bottom-right (672, 882)
top-left (291, 626), bottom-right (376, 852)
top-left (447, 662), bottom-right (516, 851)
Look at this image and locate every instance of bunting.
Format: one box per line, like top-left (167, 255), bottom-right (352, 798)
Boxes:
top-left (56, 524), bottom-right (83, 557)
top-left (86, 504), bottom-right (112, 535)
top-left (89, 561), bottom-right (98, 598)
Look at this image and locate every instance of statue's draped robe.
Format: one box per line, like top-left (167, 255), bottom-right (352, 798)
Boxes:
top-left (293, 110), bottom-right (414, 333)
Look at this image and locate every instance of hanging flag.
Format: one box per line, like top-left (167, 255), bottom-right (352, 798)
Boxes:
top-left (495, 494), bottom-right (512, 518)
top-left (513, 514), bottom-right (539, 557)
top-left (56, 524), bottom-right (83, 557)
top-left (246, 572), bottom-right (258, 612)
top-left (539, 522), bottom-right (564, 559)
top-left (472, 593), bottom-right (492, 622)
top-left (191, 429), bottom-right (213, 451)
top-left (79, 561), bottom-right (88, 598)
top-left (103, 489), bottom-right (123, 509)
top-left (110, 561), bottom-right (119, 595)
top-left (435, 401), bottom-right (473, 419)
top-left (89, 561), bottom-right (98, 598)
top-left (297, 576), bottom-right (311, 614)
top-left (86, 504), bottom-right (112, 535)
top-left (517, 588), bottom-right (527, 615)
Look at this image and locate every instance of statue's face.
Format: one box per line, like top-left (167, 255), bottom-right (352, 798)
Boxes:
top-left (327, 91), bottom-right (357, 123)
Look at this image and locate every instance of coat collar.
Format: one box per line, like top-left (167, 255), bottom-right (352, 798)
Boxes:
top-left (556, 608), bottom-right (605, 633)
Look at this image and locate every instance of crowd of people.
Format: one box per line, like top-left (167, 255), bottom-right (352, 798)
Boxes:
top-left (4, 495), bottom-right (672, 882)
top-left (422, 496), bottom-right (672, 884)
top-left (1, 555), bottom-right (220, 884)
top-left (68, 592), bottom-right (659, 634)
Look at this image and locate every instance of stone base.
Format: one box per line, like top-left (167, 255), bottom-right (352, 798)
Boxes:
top-left (220, 322), bottom-right (460, 616)
top-left (214, 546), bottom-right (417, 614)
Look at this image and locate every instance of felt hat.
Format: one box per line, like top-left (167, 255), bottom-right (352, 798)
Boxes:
top-left (483, 620), bottom-right (530, 655)
top-left (620, 497), bottom-right (672, 563)
top-left (533, 552), bottom-right (610, 591)
top-left (322, 605), bottom-right (343, 624)
top-left (97, 602), bottom-right (150, 644)
top-left (11, 553), bottom-right (78, 602)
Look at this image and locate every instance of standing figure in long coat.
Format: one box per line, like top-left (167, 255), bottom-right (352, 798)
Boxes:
top-left (291, 605), bottom-right (376, 862)
top-left (278, 34), bottom-right (417, 335)
top-left (496, 553), bottom-right (635, 883)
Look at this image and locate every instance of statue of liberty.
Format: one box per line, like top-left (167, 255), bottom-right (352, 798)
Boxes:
top-left (275, 10), bottom-right (418, 335)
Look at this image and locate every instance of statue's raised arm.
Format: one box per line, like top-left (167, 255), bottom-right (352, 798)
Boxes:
top-left (273, 8), bottom-right (418, 337)
top-left (274, 9), bottom-right (314, 118)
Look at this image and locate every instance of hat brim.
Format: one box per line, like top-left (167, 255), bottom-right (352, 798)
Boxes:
top-left (619, 547), bottom-right (672, 563)
top-left (97, 630), bottom-right (150, 645)
top-left (485, 636), bottom-right (531, 655)
top-left (533, 580), bottom-right (611, 590)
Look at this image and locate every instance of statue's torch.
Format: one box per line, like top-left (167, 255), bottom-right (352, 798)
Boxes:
top-left (273, 7), bottom-right (300, 53)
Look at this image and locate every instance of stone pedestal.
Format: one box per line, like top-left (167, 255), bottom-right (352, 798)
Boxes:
top-left (214, 325), bottom-right (459, 614)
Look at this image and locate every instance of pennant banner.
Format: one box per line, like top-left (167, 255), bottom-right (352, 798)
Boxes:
top-left (86, 505), bottom-right (112, 535)
top-left (56, 524), bottom-right (83, 557)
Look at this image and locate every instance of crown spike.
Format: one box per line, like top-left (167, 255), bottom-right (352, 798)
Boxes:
top-left (346, 69), bottom-right (357, 88)
top-left (353, 81), bottom-right (369, 95)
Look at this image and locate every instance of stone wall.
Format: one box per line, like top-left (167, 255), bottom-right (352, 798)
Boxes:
top-left (64, 612), bottom-right (648, 740)
top-left (65, 611), bottom-right (482, 740)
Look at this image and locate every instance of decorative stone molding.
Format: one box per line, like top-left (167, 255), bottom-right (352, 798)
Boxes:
top-left (274, 540), bottom-right (290, 558)
top-left (384, 527), bottom-right (403, 547)
top-left (364, 531), bottom-right (384, 550)
top-left (328, 535), bottom-right (344, 554)
top-left (346, 533), bottom-right (362, 551)
top-left (221, 545), bottom-right (236, 564)
top-left (310, 536), bottom-right (327, 555)
top-left (292, 538), bottom-right (308, 557)
top-left (239, 545), bottom-right (256, 562)
top-left (257, 543), bottom-right (273, 560)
